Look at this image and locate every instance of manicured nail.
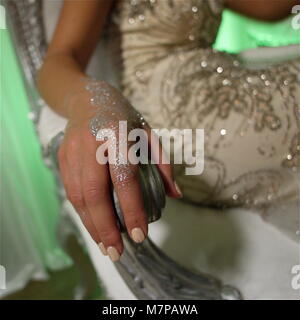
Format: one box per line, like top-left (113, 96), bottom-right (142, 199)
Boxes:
top-left (174, 181), bottom-right (183, 197)
top-left (107, 246), bottom-right (120, 262)
top-left (131, 227), bottom-right (145, 243)
top-left (98, 242), bottom-right (107, 256)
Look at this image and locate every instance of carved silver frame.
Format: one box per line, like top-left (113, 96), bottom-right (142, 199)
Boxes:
top-left (4, 0), bottom-right (242, 300)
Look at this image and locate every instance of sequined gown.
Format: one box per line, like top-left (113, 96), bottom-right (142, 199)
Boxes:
top-left (109, 0), bottom-right (300, 210)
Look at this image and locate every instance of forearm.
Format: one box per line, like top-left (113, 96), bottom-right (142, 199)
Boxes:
top-left (36, 52), bottom-right (90, 119)
top-left (36, 0), bottom-right (114, 119)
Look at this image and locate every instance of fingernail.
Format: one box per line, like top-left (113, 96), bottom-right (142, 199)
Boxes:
top-left (131, 227), bottom-right (145, 243)
top-left (107, 246), bottom-right (120, 262)
top-left (174, 181), bottom-right (183, 197)
top-left (98, 242), bottom-right (107, 256)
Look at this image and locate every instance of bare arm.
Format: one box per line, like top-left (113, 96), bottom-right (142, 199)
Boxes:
top-left (225, 0), bottom-right (300, 21)
top-left (36, 0), bottom-right (180, 262)
top-left (37, 0), bottom-right (113, 118)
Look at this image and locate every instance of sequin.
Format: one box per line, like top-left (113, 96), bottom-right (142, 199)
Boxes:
top-left (222, 79), bottom-right (231, 86)
top-left (232, 194), bottom-right (238, 200)
top-left (217, 67), bottom-right (223, 73)
top-left (188, 34), bottom-right (195, 41)
top-left (201, 61), bottom-right (207, 68)
top-left (220, 129), bottom-right (227, 136)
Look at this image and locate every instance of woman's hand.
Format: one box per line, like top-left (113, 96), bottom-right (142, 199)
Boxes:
top-left (57, 79), bottom-right (182, 262)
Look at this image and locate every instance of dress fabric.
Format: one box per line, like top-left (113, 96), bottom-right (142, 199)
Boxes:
top-left (108, 0), bottom-right (300, 212)
top-left (0, 27), bottom-right (72, 298)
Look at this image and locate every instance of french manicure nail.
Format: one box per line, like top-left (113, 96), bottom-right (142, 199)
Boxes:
top-left (174, 181), bottom-right (183, 197)
top-left (107, 246), bottom-right (120, 262)
top-left (98, 242), bottom-right (107, 256)
top-left (131, 227), bottom-right (145, 243)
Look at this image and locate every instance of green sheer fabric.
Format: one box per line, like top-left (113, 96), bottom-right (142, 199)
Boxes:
top-left (214, 9), bottom-right (300, 53)
top-left (0, 28), bottom-right (72, 296)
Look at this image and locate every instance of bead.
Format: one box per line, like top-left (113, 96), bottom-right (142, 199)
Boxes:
top-left (232, 194), bottom-right (238, 200)
top-left (261, 74), bottom-right (266, 80)
top-left (220, 129), bottom-right (227, 136)
top-left (267, 194), bottom-right (273, 201)
top-left (201, 61), bottom-right (207, 68)
top-left (222, 79), bottom-right (231, 86)
top-left (217, 67), bottom-right (223, 73)
top-left (135, 70), bottom-right (143, 78)
top-left (188, 34), bottom-right (195, 41)
top-left (27, 111), bottom-right (36, 121)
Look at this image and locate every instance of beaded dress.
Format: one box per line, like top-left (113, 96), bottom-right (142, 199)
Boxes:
top-left (108, 0), bottom-right (300, 214)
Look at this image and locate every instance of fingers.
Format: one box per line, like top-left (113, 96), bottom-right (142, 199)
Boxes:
top-left (109, 158), bottom-right (148, 244)
top-left (57, 117), bottom-right (181, 264)
top-left (145, 124), bottom-right (182, 198)
top-left (58, 143), bottom-right (104, 250)
top-left (82, 132), bottom-right (123, 261)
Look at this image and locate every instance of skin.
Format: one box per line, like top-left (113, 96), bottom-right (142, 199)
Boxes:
top-left (37, 0), bottom-right (300, 260)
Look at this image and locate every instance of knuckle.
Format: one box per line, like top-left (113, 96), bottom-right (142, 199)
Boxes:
top-left (83, 129), bottom-right (95, 141)
top-left (66, 136), bottom-right (78, 154)
top-left (124, 210), bottom-right (146, 226)
top-left (100, 228), bottom-right (120, 245)
top-left (57, 145), bottom-right (65, 162)
top-left (112, 170), bottom-right (138, 189)
top-left (124, 210), bottom-right (140, 221)
top-left (83, 180), bottom-right (105, 205)
top-left (67, 191), bottom-right (84, 209)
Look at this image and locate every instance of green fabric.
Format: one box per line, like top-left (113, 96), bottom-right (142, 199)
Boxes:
top-left (0, 28), bottom-right (72, 273)
top-left (214, 9), bottom-right (300, 53)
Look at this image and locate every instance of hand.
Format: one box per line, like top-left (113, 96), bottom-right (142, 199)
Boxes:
top-left (58, 79), bottom-right (182, 262)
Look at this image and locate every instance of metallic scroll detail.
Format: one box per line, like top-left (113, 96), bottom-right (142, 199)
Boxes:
top-left (116, 234), bottom-right (242, 300)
